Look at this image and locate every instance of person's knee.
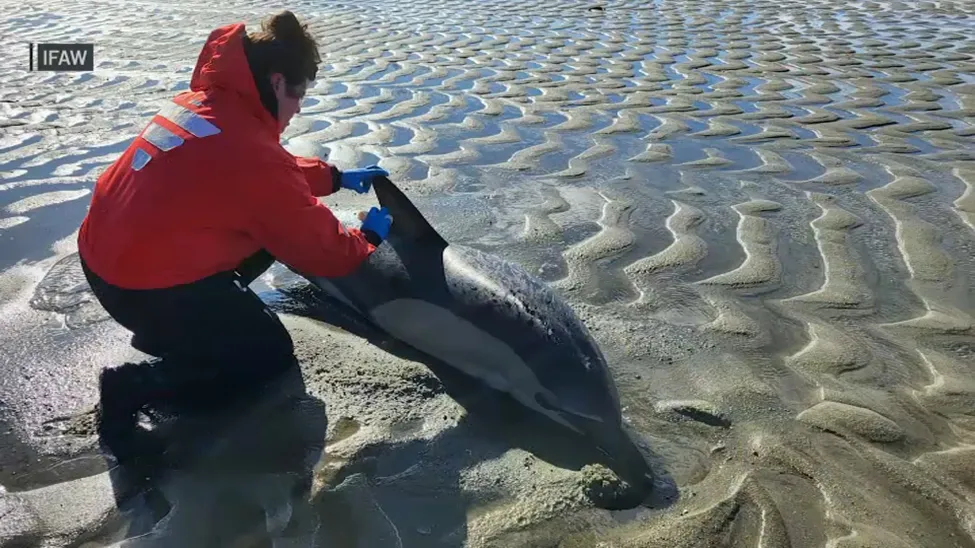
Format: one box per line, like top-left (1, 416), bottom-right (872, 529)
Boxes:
top-left (260, 310), bottom-right (296, 357)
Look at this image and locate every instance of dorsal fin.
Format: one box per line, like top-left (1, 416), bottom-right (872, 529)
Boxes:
top-left (372, 176), bottom-right (448, 248)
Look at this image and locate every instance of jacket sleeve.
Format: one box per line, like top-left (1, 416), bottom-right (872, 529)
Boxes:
top-left (240, 160), bottom-right (375, 278)
top-left (294, 155), bottom-right (341, 197)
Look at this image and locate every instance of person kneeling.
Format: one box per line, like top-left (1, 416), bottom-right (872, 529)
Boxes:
top-left (77, 11), bottom-right (393, 468)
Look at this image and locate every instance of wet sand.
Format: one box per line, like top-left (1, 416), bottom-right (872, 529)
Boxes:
top-left (1, 0), bottom-right (974, 546)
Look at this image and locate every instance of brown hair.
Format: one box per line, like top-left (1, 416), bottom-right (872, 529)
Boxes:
top-left (242, 11), bottom-right (321, 119)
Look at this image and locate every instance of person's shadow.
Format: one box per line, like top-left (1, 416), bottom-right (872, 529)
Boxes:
top-left (269, 281), bottom-right (678, 548)
top-left (99, 361), bottom-right (329, 547)
top-left (306, 392), bottom-right (676, 548)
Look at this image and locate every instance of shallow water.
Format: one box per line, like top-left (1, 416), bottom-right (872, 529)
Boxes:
top-left (1, 0), bottom-right (975, 546)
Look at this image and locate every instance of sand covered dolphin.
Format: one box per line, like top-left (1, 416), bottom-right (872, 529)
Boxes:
top-left (298, 176), bottom-right (653, 489)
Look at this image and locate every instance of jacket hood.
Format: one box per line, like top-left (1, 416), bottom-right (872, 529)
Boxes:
top-left (188, 23), bottom-right (279, 135)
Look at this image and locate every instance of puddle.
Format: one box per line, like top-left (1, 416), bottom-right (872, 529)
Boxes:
top-left (453, 77), bottom-right (478, 91)
top-left (533, 133), bottom-right (609, 174)
top-left (775, 150), bottom-right (827, 181)
top-left (791, 125), bottom-right (817, 140)
top-left (694, 72), bottom-right (724, 94)
top-left (903, 136), bottom-right (940, 154)
top-left (781, 105), bottom-right (810, 118)
top-left (422, 67), bottom-right (467, 89)
top-left (683, 118), bottom-right (709, 134)
top-left (726, 119), bottom-right (763, 137)
top-left (934, 89), bottom-right (967, 129)
top-left (822, 105), bottom-right (856, 120)
top-left (359, 151), bottom-right (381, 167)
top-left (875, 82), bottom-right (908, 108)
top-left (308, 119), bottom-right (331, 133)
top-left (388, 125), bottom-right (416, 148)
top-left (406, 162), bottom-right (430, 181)
top-left (301, 96), bottom-right (323, 110)
top-left (538, 111), bottom-right (569, 128)
top-left (391, 65), bottom-right (432, 85)
top-left (668, 140), bottom-right (708, 164)
top-left (367, 62), bottom-right (402, 82)
top-left (433, 95), bottom-right (490, 126)
top-left (471, 129), bottom-right (549, 167)
top-left (739, 76), bottom-right (764, 96)
top-left (346, 122), bottom-right (372, 139)
top-left (386, 91), bottom-right (453, 123)
top-left (732, 100), bottom-right (760, 114)
top-left (718, 144), bottom-right (764, 170)
top-left (846, 129), bottom-right (874, 148)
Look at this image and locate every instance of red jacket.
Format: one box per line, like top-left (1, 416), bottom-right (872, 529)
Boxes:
top-left (78, 22), bottom-right (375, 290)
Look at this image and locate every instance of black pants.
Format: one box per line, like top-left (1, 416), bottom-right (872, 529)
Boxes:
top-left (81, 250), bottom-right (298, 414)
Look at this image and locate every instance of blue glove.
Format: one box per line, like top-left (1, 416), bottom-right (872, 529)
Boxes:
top-left (340, 165), bottom-right (389, 194)
top-left (360, 206), bottom-right (393, 244)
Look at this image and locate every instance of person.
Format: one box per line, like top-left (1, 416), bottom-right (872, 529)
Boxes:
top-left (77, 11), bottom-right (390, 465)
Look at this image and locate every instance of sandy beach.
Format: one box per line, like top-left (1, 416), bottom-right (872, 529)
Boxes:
top-left (1, 0), bottom-right (974, 546)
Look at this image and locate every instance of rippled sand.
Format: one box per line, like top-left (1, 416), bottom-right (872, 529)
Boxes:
top-left (1, 0), bottom-right (974, 546)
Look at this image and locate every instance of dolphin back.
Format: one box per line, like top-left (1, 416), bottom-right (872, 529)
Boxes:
top-left (440, 244), bottom-right (623, 425)
top-left (303, 178), bottom-right (623, 426)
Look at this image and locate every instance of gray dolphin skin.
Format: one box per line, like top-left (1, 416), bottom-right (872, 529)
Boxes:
top-left (298, 177), bottom-right (653, 490)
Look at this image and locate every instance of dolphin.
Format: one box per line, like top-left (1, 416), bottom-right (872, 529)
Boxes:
top-left (295, 176), bottom-right (654, 490)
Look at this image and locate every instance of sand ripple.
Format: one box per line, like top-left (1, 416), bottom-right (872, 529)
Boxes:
top-left (2, 0), bottom-right (975, 546)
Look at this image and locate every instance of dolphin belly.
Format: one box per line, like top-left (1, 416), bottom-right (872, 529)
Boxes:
top-left (368, 298), bottom-right (581, 432)
top-left (310, 276), bottom-right (364, 315)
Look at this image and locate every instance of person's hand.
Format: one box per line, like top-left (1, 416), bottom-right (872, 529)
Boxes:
top-left (359, 206), bottom-right (393, 245)
top-left (340, 165), bottom-right (389, 194)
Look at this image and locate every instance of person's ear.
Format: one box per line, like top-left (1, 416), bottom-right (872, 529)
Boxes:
top-left (269, 73), bottom-right (284, 96)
